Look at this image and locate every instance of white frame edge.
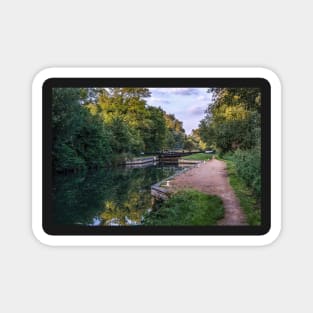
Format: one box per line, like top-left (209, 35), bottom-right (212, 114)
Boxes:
top-left (32, 67), bottom-right (281, 246)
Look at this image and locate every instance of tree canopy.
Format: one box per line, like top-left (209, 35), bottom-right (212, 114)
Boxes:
top-left (198, 88), bottom-right (261, 152)
top-left (52, 88), bottom-right (187, 171)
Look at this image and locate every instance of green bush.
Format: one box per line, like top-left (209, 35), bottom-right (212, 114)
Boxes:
top-left (225, 147), bottom-right (261, 198)
top-left (224, 160), bottom-right (261, 225)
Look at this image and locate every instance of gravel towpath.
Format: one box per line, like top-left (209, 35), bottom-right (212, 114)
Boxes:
top-left (168, 158), bottom-right (247, 225)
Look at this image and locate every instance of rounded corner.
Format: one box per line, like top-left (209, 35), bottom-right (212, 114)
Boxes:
top-left (255, 67), bottom-right (282, 89)
top-left (32, 67), bottom-right (59, 91)
top-left (258, 223), bottom-right (282, 246)
top-left (31, 220), bottom-right (56, 247)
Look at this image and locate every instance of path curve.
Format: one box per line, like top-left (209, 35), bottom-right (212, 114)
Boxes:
top-left (168, 159), bottom-right (247, 225)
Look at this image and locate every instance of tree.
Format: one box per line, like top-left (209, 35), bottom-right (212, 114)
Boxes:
top-left (164, 113), bottom-right (186, 150)
top-left (198, 88), bottom-right (261, 153)
top-left (52, 87), bottom-right (187, 171)
top-left (188, 129), bottom-right (207, 151)
top-left (52, 88), bottom-right (112, 171)
top-left (184, 140), bottom-right (195, 152)
top-left (143, 106), bottom-right (167, 152)
top-left (52, 88), bottom-right (86, 171)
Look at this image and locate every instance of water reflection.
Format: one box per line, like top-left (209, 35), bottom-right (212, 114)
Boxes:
top-left (53, 164), bottom-right (185, 226)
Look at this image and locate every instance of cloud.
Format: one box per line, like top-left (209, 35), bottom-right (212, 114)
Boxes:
top-left (149, 97), bottom-right (170, 105)
top-left (173, 88), bottom-right (200, 96)
top-left (151, 88), bottom-right (200, 96)
top-left (196, 95), bottom-right (207, 101)
top-left (187, 104), bottom-right (206, 116)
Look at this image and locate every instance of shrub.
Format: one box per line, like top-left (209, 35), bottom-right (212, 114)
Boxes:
top-left (225, 147), bottom-right (261, 198)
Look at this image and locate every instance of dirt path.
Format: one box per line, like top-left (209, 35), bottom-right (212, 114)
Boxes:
top-left (168, 159), bottom-right (247, 225)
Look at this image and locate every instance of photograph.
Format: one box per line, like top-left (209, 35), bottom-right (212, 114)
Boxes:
top-left (51, 86), bottom-right (262, 228)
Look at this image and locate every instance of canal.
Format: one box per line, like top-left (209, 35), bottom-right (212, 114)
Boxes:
top-left (53, 163), bottom-right (187, 226)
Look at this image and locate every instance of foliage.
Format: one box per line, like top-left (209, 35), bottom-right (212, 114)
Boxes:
top-left (87, 88), bottom-right (186, 154)
top-left (183, 139), bottom-right (196, 152)
top-left (208, 88), bottom-right (261, 112)
top-left (53, 88), bottom-right (187, 171)
top-left (199, 88), bottom-right (261, 153)
top-left (91, 87), bottom-right (150, 153)
top-left (143, 106), bottom-right (167, 152)
top-left (52, 88), bottom-right (112, 171)
top-left (223, 159), bottom-right (261, 225)
top-left (224, 148), bottom-right (261, 198)
top-left (163, 113), bottom-right (186, 150)
top-left (143, 189), bottom-right (224, 226)
top-left (197, 87), bottom-right (262, 224)
top-left (188, 128), bottom-right (207, 150)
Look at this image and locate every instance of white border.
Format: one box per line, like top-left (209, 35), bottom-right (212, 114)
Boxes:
top-left (32, 67), bottom-right (281, 246)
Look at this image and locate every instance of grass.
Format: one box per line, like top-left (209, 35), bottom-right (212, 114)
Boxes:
top-left (181, 153), bottom-right (213, 161)
top-left (224, 159), bottom-right (261, 225)
top-left (143, 189), bottom-right (224, 226)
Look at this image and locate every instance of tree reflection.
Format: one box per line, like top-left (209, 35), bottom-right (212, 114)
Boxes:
top-left (53, 164), bottom-right (181, 226)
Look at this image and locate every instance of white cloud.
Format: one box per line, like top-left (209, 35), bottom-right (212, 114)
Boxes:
top-left (187, 104), bottom-right (206, 116)
top-left (196, 95), bottom-right (207, 101)
top-left (149, 97), bottom-right (170, 105)
top-left (151, 88), bottom-right (200, 96)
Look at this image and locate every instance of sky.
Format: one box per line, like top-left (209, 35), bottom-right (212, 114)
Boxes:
top-left (145, 88), bottom-right (212, 135)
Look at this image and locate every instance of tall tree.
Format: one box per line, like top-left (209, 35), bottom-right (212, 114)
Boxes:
top-left (52, 88), bottom-right (112, 171)
top-left (198, 88), bottom-right (261, 153)
top-left (164, 113), bottom-right (186, 150)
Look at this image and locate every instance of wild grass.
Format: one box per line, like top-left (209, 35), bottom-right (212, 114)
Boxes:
top-left (143, 189), bottom-right (224, 226)
top-left (181, 153), bottom-right (213, 161)
top-left (224, 159), bottom-right (261, 225)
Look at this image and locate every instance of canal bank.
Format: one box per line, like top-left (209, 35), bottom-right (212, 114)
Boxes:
top-left (124, 156), bottom-right (157, 166)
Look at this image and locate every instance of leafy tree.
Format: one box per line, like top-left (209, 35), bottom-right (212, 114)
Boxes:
top-left (199, 88), bottom-right (261, 153)
top-left (107, 116), bottom-right (132, 154)
top-left (143, 106), bottom-right (167, 152)
top-left (208, 88), bottom-right (261, 113)
top-left (188, 129), bottom-right (207, 151)
top-left (52, 87), bottom-right (187, 171)
top-left (184, 140), bottom-right (195, 152)
top-left (75, 113), bottom-right (112, 168)
top-left (164, 113), bottom-right (186, 150)
top-left (52, 88), bottom-right (112, 171)
top-left (52, 88), bottom-right (86, 171)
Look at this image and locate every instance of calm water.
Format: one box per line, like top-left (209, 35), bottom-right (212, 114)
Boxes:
top-left (53, 163), bottom-right (186, 226)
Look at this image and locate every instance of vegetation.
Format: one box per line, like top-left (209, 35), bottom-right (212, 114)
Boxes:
top-left (198, 88), bottom-right (261, 153)
top-left (188, 87), bottom-right (262, 225)
top-left (52, 88), bottom-right (112, 172)
top-left (197, 87), bottom-right (261, 202)
top-left (52, 88), bottom-right (186, 172)
top-left (223, 159), bottom-right (261, 225)
top-left (223, 148), bottom-right (261, 198)
top-left (181, 153), bottom-right (213, 161)
top-left (53, 86), bottom-right (262, 227)
top-left (143, 190), bottom-right (224, 226)
top-left (164, 113), bottom-right (186, 150)
top-left (187, 128), bottom-right (208, 151)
